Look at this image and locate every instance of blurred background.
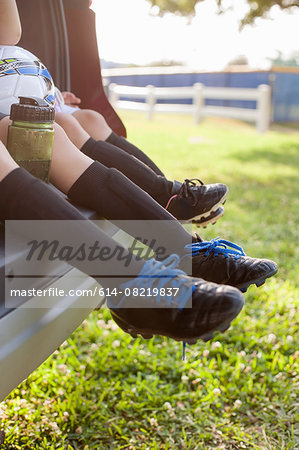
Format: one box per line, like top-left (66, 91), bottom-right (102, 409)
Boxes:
top-left (92, 0), bottom-right (299, 126)
top-left (93, 0), bottom-right (299, 70)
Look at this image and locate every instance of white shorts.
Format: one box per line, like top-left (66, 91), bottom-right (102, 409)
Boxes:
top-left (54, 87), bottom-right (79, 115)
top-left (58, 104), bottom-right (79, 115)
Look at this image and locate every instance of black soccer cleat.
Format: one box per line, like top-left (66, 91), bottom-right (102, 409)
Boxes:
top-left (166, 179), bottom-right (228, 222)
top-left (108, 254), bottom-right (244, 344)
top-left (185, 237), bottom-right (278, 293)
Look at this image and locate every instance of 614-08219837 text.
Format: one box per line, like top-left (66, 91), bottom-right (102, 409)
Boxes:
top-left (99, 287), bottom-right (180, 297)
top-left (9, 286), bottom-right (181, 298)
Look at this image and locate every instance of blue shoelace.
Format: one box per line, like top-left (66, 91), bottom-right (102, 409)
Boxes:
top-left (113, 254), bottom-right (195, 310)
top-left (185, 237), bottom-right (246, 260)
top-left (182, 237), bottom-right (246, 361)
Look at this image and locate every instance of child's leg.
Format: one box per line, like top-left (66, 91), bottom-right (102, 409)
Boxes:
top-left (0, 120), bottom-right (276, 295)
top-left (73, 109), bottom-right (111, 141)
top-left (0, 122), bottom-right (143, 278)
top-left (0, 163), bottom-right (144, 284)
top-left (72, 108), bottom-right (165, 176)
top-left (0, 115), bottom-right (11, 144)
top-left (0, 164), bottom-right (246, 343)
top-left (55, 113), bottom-right (228, 222)
top-left (55, 112), bottom-right (172, 206)
top-left (0, 142), bottom-right (19, 181)
top-left (50, 123), bottom-right (192, 254)
top-left (1, 117), bottom-right (189, 252)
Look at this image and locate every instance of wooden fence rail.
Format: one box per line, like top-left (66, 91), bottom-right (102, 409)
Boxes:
top-left (108, 82), bottom-right (271, 133)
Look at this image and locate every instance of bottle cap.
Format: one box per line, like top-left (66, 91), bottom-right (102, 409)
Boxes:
top-left (10, 96), bottom-right (55, 123)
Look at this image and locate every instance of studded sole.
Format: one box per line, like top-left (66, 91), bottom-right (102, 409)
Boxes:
top-left (187, 191), bottom-right (228, 224)
top-left (193, 207), bottom-right (224, 228)
top-left (237, 268), bottom-right (278, 293)
top-left (110, 308), bottom-right (240, 345)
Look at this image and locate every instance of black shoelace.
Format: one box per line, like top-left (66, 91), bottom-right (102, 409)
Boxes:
top-left (178, 178), bottom-right (204, 205)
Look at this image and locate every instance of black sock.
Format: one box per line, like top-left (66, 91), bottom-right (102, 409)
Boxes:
top-left (81, 137), bottom-right (172, 207)
top-left (0, 167), bottom-right (144, 285)
top-left (106, 131), bottom-right (165, 177)
top-left (0, 168), bottom-right (80, 220)
top-left (67, 162), bottom-right (192, 256)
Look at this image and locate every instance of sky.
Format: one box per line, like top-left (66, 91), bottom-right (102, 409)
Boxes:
top-left (91, 0), bottom-right (299, 70)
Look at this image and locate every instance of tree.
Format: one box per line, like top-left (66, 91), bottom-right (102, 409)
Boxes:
top-left (226, 55), bottom-right (249, 67)
top-left (268, 50), bottom-right (299, 67)
top-left (147, 0), bottom-right (299, 27)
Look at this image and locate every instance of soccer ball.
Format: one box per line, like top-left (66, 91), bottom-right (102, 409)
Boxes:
top-left (0, 46), bottom-right (55, 115)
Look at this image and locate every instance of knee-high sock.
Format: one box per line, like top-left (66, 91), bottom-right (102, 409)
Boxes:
top-left (80, 138), bottom-right (172, 207)
top-left (106, 131), bottom-right (165, 177)
top-left (0, 168), bottom-right (144, 285)
top-left (67, 162), bottom-right (192, 256)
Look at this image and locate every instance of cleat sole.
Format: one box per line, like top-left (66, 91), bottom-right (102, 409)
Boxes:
top-left (193, 206), bottom-right (225, 228)
top-left (142, 334), bottom-right (154, 339)
top-left (236, 267), bottom-right (278, 293)
top-left (185, 339), bottom-right (198, 345)
top-left (189, 190), bottom-right (228, 223)
top-left (110, 307), bottom-right (240, 346)
top-left (200, 320), bottom-right (232, 342)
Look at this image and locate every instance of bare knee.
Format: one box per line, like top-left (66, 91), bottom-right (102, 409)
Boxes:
top-left (55, 112), bottom-right (78, 131)
top-left (73, 109), bottom-right (111, 140)
top-left (0, 131), bottom-right (19, 181)
top-left (50, 122), bottom-right (93, 193)
top-left (54, 112), bottom-right (89, 148)
top-left (74, 109), bottom-right (105, 124)
top-left (52, 121), bottom-right (69, 140)
top-left (52, 122), bottom-right (82, 156)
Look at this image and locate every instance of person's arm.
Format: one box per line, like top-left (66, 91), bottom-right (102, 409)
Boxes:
top-left (0, 0), bottom-right (22, 45)
top-left (62, 91), bottom-right (81, 107)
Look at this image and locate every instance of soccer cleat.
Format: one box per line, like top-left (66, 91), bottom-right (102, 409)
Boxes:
top-left (166, 179), bottom-right (228, 222)
top-left (185, 237), bottom-right (278, 293)
top-left (193, 206), bottom-right (224, 228)
top-left (108, 255), bottom-right (244, 343)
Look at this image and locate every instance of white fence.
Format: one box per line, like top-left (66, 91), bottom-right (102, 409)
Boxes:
top-left (108, 83), bottom-right (272, 133)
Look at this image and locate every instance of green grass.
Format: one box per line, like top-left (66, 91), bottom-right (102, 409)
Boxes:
top-left (1, 114), bottom-right (299, 449)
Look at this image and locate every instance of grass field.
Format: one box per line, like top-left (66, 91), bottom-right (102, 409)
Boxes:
top-left (1, 114), bottom-right (298, 449)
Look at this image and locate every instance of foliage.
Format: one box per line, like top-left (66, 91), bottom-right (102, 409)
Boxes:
top-left (269, 50), bottom-right (299, 68)
top-left (147, 59), bottom-right (185, 67)
top-left (147, 0), bottom-right (299, 27)
top-left (0, 114), bottom-right (298, 449)
top-left (226, 54), bottom-right (249, 67)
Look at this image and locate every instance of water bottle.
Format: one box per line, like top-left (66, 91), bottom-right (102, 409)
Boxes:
top-left (7, 96), bottom-right (55, 183)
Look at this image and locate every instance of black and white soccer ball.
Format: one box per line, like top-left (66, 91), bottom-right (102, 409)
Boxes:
top-left (0, 46), bottom-right (55, 115)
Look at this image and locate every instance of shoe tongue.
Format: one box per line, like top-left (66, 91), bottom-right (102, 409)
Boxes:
top-left (192, 233), bottom-right (203, 243)
top-left (171, 180), bottom-right (183, 195)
